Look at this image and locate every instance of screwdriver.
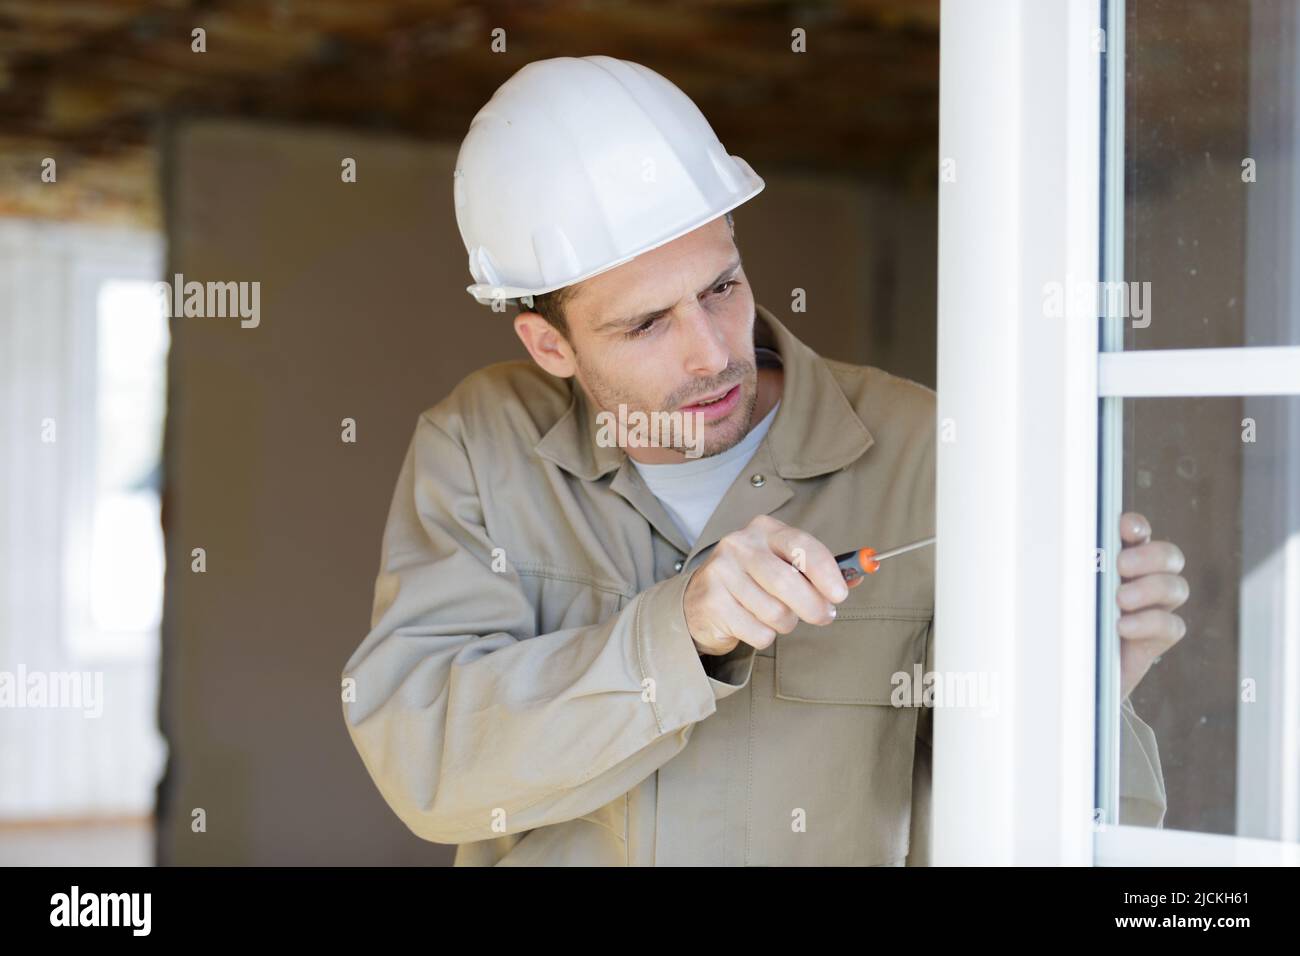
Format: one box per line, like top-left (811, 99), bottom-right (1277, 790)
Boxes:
top-left (835, 536), bottom-right (936, 587)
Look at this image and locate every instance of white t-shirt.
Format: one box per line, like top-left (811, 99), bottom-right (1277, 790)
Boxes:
top-left (630, 398), bottom-right (780, 547)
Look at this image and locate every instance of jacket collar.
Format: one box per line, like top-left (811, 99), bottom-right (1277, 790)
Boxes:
top-left (534, 303), bottom-right (875, 481)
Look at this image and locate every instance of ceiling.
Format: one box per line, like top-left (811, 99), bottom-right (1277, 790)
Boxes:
top-left (0, 0), bottom-right (940, 227)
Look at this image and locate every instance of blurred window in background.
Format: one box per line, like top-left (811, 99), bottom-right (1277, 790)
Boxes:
top-left (68, 279), bottom-right (168, 661)
top-left (0, 223), bottom-right (167, 855)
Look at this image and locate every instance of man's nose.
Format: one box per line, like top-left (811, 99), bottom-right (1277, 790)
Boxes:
top-left (679, 306), bottom-right (730, 376)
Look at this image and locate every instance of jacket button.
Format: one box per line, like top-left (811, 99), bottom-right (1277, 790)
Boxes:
top-left (673, 560), bottom-right (684, 572)
top-left (749, 473), bottom-right (766, 487)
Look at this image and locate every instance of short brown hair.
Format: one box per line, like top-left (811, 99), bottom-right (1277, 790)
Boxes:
top-left (517, 210), bottom-right (735, 338)
top-left (518, 284), bottom-right (578, 338)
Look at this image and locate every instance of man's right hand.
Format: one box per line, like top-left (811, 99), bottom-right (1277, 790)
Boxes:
top-left (684, 514), bottom-right (848, 656)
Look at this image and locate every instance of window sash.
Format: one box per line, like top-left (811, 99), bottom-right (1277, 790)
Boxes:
top-left (938, 0), bottom-right (1297, 864)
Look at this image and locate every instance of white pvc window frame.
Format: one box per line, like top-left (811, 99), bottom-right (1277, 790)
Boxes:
top-left (1099, 348), bottom-right (1300, 397)
top-left (937, 0), bottom-right (1300, 865)
top-left (935, 0), bottom-right (1101, 865)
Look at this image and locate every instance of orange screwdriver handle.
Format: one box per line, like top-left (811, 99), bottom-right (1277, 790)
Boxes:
top-left (834, 536), bottom-right (934, 586)
top-left (835, 547), bottom-right (878, 588)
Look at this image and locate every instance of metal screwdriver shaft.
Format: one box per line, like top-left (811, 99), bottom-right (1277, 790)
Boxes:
top-left (869, 535), bottom-right (936, 563)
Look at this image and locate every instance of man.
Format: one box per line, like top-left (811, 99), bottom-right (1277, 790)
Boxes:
top-left (341, 56), bottom-right (1188, 865)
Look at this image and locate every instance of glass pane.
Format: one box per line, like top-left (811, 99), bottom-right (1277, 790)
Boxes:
top-left (1121, 0), bottom-right (1300, 349)
top-left (1117, 394), bottom-right (1300, 840)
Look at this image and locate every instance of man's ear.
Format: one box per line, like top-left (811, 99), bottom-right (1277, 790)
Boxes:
top-left (513, 311), bottom-right (577, 378)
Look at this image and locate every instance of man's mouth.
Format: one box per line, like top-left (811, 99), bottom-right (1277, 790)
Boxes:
top-left (680, 383), bottom-right (742, 419)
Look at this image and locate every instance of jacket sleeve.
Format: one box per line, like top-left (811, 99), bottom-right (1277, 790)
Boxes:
top-left (1118, 695), bottom-right (1168, 827)
top-left (341, 412), bottom-right (746, 845)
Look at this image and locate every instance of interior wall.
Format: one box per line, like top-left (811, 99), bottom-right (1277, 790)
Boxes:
top-left (156, 118), bottom-right (937, 864)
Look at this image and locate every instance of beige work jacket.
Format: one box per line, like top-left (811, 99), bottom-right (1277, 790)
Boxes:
top-left (341, 304), bottom-right (1167, 865)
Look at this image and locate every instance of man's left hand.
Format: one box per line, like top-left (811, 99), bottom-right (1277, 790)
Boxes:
top-left (1116, 511), bottom-right (1189, 699)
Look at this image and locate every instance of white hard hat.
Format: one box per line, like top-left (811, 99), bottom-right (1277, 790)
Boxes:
top-left (453, 55), bottom-right (765, 306)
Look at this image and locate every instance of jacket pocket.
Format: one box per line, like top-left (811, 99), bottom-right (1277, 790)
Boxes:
top-left (746, 608), bottom-right (932, 866)
top-left (774, 607), bottom-right (931, 705)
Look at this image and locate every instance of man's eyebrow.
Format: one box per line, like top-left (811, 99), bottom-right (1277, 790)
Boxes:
top-left (593, 258), bottom-right (743, 333)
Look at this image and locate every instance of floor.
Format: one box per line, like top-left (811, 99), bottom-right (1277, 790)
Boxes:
top-left (0, 818), bottom-right (154, 866)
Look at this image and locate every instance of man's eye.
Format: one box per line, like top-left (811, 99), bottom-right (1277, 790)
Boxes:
top-left (625, 317), bottom-right (660, 339)
top-left (712, 280), bottom-right (739, 297)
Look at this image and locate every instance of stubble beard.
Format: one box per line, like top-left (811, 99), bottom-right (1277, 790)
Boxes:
top-left (577, 352), bottom-right (759, 460)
